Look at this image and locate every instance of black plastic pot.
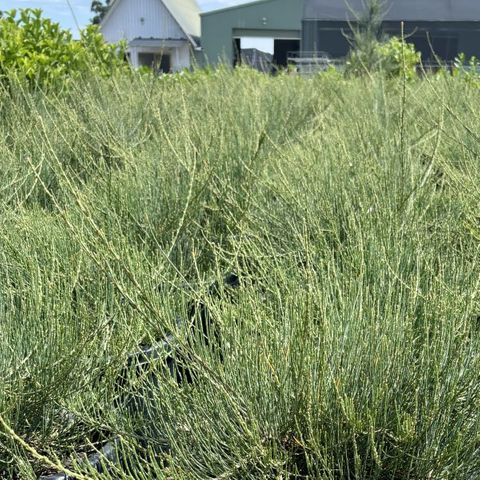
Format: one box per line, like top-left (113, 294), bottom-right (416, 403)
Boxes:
top-left (38, 273), bottom-right (240, 479)
top-left (38, 438), bottom-right (118, 480)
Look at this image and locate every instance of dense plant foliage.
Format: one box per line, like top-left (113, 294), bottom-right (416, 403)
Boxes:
top-left (0, 9), bottom-right (126, 89)
top-left (0, 68), bottom-right (480, 479)
top-left (346, 35), bottom-right (421, 78)
top-left (453, 53), bottom-right (480, 87)
top-left (377, 36), bottom-right (421, 79)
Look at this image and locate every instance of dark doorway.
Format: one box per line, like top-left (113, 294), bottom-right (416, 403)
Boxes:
top-left (273, 39), bottom-right (300, 67)
top-left (138, 53), bottom-right (155, 68)
top-left (158, 54), bottom-right (171, 73)
top-left (233, 38), bottom-right (241, 66)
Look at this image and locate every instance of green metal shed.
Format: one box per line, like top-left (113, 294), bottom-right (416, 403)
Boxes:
top-left (200, 0), bottom-right (304, 67)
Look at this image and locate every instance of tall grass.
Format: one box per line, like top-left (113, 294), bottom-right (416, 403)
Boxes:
top-left (0, 68), bottom-right (479, 479)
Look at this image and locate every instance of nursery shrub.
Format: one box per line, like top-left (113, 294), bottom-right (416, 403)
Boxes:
top-left (0, 9), bottom-right (126, 89)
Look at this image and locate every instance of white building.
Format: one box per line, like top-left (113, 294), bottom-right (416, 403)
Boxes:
top-left (101, 0), bottom-right (201, 72)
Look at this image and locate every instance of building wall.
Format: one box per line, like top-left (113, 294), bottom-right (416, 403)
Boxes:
top-left (303, 0), bottom-right (480, 22)
top-left (201, 0), bottom-right (303, 66)
top-left (302, 20), bottom-right (480, 61)
top-left (302, 21), bottom-right (350, 57)
top-left (172, 43), bottom-right (192, 70)
top-left (101, 0), bottom-right (186, 43)
top-left (458, 28), bottom-right (480, 58)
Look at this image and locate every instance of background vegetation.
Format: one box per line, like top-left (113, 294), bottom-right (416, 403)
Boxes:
top-left (0, 9), bottom-right (125, 90)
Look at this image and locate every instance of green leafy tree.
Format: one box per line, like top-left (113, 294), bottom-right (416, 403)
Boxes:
top-left (0, 9), bottom-right (126, 90)
top-left (91, 0), bottom-right (111, 25)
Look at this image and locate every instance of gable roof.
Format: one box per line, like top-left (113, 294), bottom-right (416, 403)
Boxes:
top-left (163, 0), bottom-right (200, 39)
top-left (102, 0), bottom-right (201, 47)
top-left (304, 0), bottom-right (480, 22)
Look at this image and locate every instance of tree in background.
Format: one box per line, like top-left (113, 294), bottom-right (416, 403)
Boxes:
top-left (345, 0), bottom-right (386, 74)
top-left (345, 0), bottom-right (420, 78)
top-left (91, 0), bottom-right (111, 25)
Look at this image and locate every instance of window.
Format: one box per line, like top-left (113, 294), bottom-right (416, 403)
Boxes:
top-left (138, 52), bottom-right (171, 73)
top-left (138, 53), bottom-right (155, 68)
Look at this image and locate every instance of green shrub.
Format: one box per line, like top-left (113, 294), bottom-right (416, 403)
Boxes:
top-left (346, 36), bottom-right (420, 79)
top-left (376, 36), bottom-right (421, 80)
top-left (453, 53), bottom-right (480, 87)
top-left (2, 66), bottom-right (480, 479)
top-left (0, 8), bottom-right (126, 89)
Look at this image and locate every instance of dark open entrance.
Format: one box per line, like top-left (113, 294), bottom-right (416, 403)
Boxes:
top-left (138, 53), bottom-right (155, 68)
top-left (233, 38), bottom-right (241, 66)
top-left (159, 54), bottom-right (171, 73)
top-left (273, 39), bottom-right (300, 67)
top-left (233, 37), bottom-right (301, 72)
top-left (233, 37), bottom-right (274, 72)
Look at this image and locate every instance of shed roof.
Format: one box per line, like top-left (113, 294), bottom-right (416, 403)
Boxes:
top-left (304, 0), bottom-right (480, 22)
top-left (201, 0), bottom-right (285, 17)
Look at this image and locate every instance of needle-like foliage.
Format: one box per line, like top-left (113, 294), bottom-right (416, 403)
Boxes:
top-left (0, 68), bottom-right (480, 479)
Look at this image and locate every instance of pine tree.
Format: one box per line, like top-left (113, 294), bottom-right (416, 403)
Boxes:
top-left (345, 0), bottom-right (386, 74)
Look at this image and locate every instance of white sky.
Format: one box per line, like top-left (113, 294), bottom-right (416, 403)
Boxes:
top-left (241, 37), bottom-right (274, 54)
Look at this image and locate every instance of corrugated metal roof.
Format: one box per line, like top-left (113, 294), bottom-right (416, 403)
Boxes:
top-left (200, 0), bottom-right (286, 17)
top-left (304, 0), bottom-right (480, 22)
top-left (129, 38), bottom-right (188, 46)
